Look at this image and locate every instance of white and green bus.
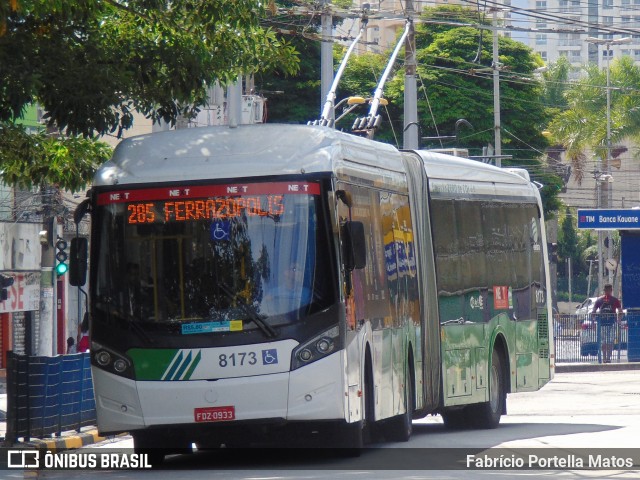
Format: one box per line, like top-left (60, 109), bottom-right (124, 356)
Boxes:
top-left (71, 124), bottom-right (553, 457)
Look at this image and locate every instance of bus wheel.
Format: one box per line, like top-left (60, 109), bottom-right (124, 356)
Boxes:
top-left (441, 407), bottom-right (469, 429)
top-left (133, 432), bottom-right (166, 466)
top-left (383, 372), bottom-right (414, 442)
top-left (470, 349), bottom-right (505, 429)
top-left (338, 420), bottom-right (364, 455)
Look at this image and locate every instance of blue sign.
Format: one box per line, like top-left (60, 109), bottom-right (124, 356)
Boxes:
top-left (577, 209), bottom-right (640, 230)
top-left (210, 220), bottom-right (230, 241)
top-left (182, 321), bottom-right (231, 335)
top-left (621, 233), bottom-right (640, 310)
top-left (262, 349), bottom-right (278, 365)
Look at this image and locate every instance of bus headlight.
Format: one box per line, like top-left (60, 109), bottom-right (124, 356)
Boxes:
top-left (113, 358), bottom-right (128, 373)
top-left (316, 338), bottom-right (333, 353)
top-left (298, 349), bottom-right (313, 362)
top-left (95, 351), bottom-right (111, 367)
top-left (291, 325), bottom-right (341, 370)
top-left (91, 342), bottom-right (134, 379)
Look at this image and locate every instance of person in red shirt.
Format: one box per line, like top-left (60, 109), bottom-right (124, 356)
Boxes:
top-left (591, 284), bottom-right (622, 363)
top-left (77, 314), bottom-right (90, 353)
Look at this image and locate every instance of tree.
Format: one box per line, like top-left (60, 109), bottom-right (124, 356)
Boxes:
top-left (256, 37), bottom-right (322, 124)
top-left (338, 6), bottom-right (562, 217)
top-left (0, 124), bottom-right (111, 192)
top-left (541, 56), bottom-right (571, 115)
top-left (0, 0), bottom-right (299, 190)
top-left (546, 55), bottom-right (640, 184)
top-left (558, 207), bottom-right (581, 274)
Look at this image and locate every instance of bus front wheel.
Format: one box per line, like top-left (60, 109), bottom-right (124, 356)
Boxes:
top-left (383, 369), bottom-right (414, 442)
top-left (133, 432), bottom-right (167, 466)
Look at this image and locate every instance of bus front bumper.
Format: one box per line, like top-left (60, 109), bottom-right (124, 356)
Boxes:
top-left (92, 351), bottom-right (346, 435)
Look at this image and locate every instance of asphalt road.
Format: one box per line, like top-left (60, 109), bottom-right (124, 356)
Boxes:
top-left (9, 369), bottom-right (640, 480)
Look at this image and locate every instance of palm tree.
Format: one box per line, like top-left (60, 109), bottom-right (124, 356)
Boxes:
top-left (547, 56), bottom-right (640, 184)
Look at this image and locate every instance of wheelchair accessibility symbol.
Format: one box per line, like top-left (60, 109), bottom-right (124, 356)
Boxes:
top-left (210, 220), bottom-right (230, 241)
top-left (262, 349), bottom-right (278, 365)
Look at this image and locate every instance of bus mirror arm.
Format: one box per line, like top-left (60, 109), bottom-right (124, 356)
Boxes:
top-left (336, 190), bottom-right (353, 208)
top-left (341, 221), bottom-right (367, 271)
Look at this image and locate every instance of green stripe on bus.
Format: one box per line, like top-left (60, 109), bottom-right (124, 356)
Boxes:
top-left (128, 348), bottom-right (182, 380)
top-left (183, 350), bottom-right (202, 380)
top-left (171, 351), bottom-right (193, 380)
top-left (163, 351), bottom-right (183, 380)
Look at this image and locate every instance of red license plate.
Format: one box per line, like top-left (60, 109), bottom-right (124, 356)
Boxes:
top-left (194, 406), bottom-right (235, 423)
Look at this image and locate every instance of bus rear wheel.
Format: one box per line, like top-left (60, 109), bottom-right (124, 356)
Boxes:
top-left (441, 407), bottom-right (469, 429)
top-left (470, 349), bottom-right (505, 429)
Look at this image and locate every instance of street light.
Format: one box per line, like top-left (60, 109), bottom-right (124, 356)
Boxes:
top-left (585, 36), bottom-right (631, 292)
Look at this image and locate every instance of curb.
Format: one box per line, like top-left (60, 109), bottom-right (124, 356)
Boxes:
top-left (555, 362), bottom-right (640, 373)
top-left (22, 429), bottom-right (106, 451)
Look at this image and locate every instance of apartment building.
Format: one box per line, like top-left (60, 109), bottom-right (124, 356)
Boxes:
top-left (516, 0), bottom-right (640, 71)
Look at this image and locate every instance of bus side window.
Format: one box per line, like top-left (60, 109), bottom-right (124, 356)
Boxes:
top-left (342, 221), bottom-right (367, 271)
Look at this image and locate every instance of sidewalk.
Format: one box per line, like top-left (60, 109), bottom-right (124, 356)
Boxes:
top-left (0, 373), bottom-right (106, 450)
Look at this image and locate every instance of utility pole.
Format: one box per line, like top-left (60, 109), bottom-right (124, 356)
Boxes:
top-left (321, 0), bottom-right (333, 122)
top-left (38, 186), bottom-right (55, 356)
top-left (585, 36), bottom-right (631, 291)
top-left (227, 76), bottom-right (243, 128)
top-left (403, 0), bottom-right (418, 150)
top-left (492, 8), bottom-right (502, 166)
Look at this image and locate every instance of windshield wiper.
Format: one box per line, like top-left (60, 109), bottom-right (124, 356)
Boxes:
top-left (128, 317), bottom-right (155, 345)
top-left (97, 297), bottom-right (154, 345)
top-left (219, 284), bottom-right (277, 338)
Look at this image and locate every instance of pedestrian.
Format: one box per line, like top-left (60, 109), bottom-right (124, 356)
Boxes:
top-left (66, 336), bottom-right (76, 354)
top-left (77, 314), bottom-right (90, 353)
top-left (592, 283), bottom-right (622, 363)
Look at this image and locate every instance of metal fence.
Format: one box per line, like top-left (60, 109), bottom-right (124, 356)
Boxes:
top-left (553, 312), bottom-right (640, 364)
top-left (4, 351), bottom-right (96, 445)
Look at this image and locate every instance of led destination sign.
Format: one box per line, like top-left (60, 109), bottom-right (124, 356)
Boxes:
top-left (96, 182), bottom-right (321, 224)
top-left (127, 197), bottom-right (285, 224)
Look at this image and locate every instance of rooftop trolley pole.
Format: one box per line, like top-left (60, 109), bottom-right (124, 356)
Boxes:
top-left (311, 15), bottom-right (368, 127)
top-left (352, 20), bottom-right (411, 139)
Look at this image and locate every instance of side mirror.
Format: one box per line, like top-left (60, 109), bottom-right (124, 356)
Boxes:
top-left (69, 237), bottom-right (88, 287)
top-left (74, 198), bottom-right (91, 225)
top-left (342, 221), bottom-right (367, 271)
top-left (336, 189), bottom-right (353, 208)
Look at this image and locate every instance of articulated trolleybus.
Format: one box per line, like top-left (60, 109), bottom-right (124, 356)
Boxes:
top-left (72, 124), bottom-right (553, 456)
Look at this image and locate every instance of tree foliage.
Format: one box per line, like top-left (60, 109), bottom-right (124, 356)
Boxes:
top-left (215, 4), bottom-right (565, 217)
top-left (256, 37), bottom-right (322, 124)
top-left (338, 6), bottom-right (562, 216)
top-left (0, 124), bottom-right (111, 192)
top-left (1, 0), bottom-right (299, 136)
top-left (541, 56), bottom-right (571, 114)
top-left (547, 56), bottom-right (640, 184)
top-left (0, 0), bottom-right (299, 189)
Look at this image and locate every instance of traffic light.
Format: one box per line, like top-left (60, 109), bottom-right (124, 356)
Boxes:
top-left (548, 242), bottom-right (558, 263)
top-left (1, 273), bottom-right (14, 301)
top-left (55, 238), bottom-right (69, 276)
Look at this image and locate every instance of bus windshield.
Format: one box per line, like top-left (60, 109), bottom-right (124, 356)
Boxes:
top-left (92, 181), bottom-right (333, 334)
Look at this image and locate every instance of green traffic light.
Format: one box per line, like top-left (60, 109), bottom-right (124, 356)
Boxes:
top-left (56, 263), bottom-right (69, 276)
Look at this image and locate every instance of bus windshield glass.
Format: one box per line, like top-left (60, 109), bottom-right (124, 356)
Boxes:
top-left (93, 181), bottom-right (332, 333)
